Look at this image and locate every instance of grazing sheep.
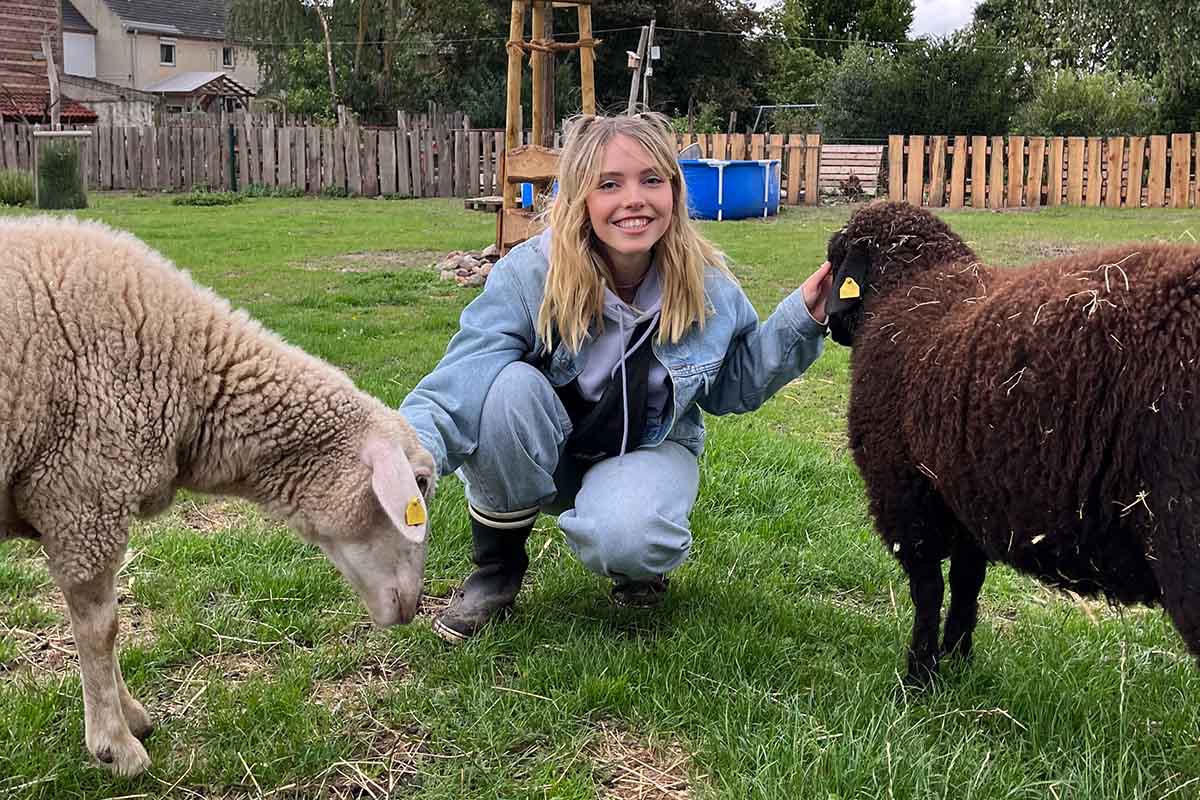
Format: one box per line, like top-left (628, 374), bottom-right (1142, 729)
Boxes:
top-left (0, 216), bottom-right (436, 775)
top-left (825, 200), bottom-right (1200, 686)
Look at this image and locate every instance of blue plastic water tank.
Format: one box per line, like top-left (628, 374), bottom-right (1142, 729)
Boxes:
top-left (680, 159), bottom-right (782, 220)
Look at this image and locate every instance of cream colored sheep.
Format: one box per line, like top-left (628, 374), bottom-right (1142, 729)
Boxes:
top-left (0, 216), bottom-right (437, 776)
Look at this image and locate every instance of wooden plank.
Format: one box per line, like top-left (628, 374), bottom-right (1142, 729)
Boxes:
top-left (905, 135), bottom-right (925, 206)
top-left (194, 128), bottom-right (207, 189)
top-left (423, 127), bottom-right (436, 197)
top-left (1170, 132), bottom-right (1191, 208)
top-left (291, 128), bottom-right (305, 192)
top-left (1126, 135), bottom-right (1145, 207)
top-left (454, 129), bottom-right (468, 196)
top-left (305, 127), bottom-right (320, 193)
top-left (694, 133), bottom-right (709, 159)
top-left (438, 128), bottom-right (453, 197)
top-left (1046, 137), bottom-right (1064, 206)
top-left (967, 136), bottom-right (985, 209)
top-left (99, 126), bottom-right (112, 190)
top-left (1006, 135), bottom-right (1024, 208)
top-left (111, 127), bottom-right (126, 189)
top-left (767, 133), bottom-right (784, 165)
top-left (948, 136), bottom-right (967, 209)
top-left (1066, 137), bottom-right (1085, 205)
top-left (1147, 135), bottom-right (1167, 207)
top-left (500, 207), bottom-right (547, 250)
top-left (504, 144), bottom-right (559, 183)
top-left (320, 127), bottom-right (334, 191)
top-left (1104, 137), bottom-right (1124, 208)
top-left (1085, 137), bottom-right (1103, 206)
top-left (410, 128), bottom-right (425, 197)
top-left (278, 126), bottom-right (292, 187)
top-left (2, 125), bottom-right (16, 171)
top-left (210, 127), bottom-right (223, 190)
top-left (804, 134), bottom-right (820, 206)
top-left (262, 126), bottom-right (276, 188)
top-left (362, 128), bottom-right (379, 196)
top-left (467, 131), bottom-right (481, 198)
top-left (988, 136), bottom-right (1005, 208)
top-left (785, 134), bottom-right (803, 205)
top-left (713, 133), bottom-right (728, 161)
top-left (729, 133), bottom-right (746, 161)
top-left (333, 126), bottom-right (347, 193)
top-left (142, 126), bottom-right (157, 191)
top-left (888, 135), bottom-right (905, 202)
top-left (348, 125), bottom-right (365, 195)
top-left (750, 134), bottom-right (765, 160)
top-left (396, 127), bottom-right (412, 196)
top-left (157, 126), bottom-right (169, 190)
top-left (379, 130), bottom-right (397, 195)
top-left (478, 129), bottom-right (492, 196)
top-left (927, 136), bottom-right (947, 207)
top-left (124, 127), bottom-right (139, 189)
top-left (1025, 136), bottom-right (1045, 209)
top-left (240, 116), bottom-right (256, 186)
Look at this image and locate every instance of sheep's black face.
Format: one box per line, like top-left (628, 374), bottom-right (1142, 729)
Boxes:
top-left (825, 202), bottom-right (975, 346)
top-left (826, 231), bottom-right (871, 347)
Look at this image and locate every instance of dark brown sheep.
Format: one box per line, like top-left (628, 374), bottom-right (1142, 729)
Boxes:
top-left (826, 200), bottom-right (1200, 686)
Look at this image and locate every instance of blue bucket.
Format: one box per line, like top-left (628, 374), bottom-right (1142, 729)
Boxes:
top-left (680, 159), bottom-right (781, 221)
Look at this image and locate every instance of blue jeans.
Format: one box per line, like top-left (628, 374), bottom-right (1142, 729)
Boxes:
top-left (458, 362), bottom-right (699, 580)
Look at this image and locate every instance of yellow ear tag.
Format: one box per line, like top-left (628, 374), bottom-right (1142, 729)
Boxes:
top-left (405, 497), bottom-right (426, 526)
top-left (839, 277), bottom-right (861, 300)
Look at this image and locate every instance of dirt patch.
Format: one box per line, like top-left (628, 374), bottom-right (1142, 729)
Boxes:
top-left (0, 576), bottom-right (154, 682)
top-left (293, 251), bottom-right (443, 273)
top-left (180, 500), bottom-right (246, 534)
top-left (587, 720), bottom-right (699, 799)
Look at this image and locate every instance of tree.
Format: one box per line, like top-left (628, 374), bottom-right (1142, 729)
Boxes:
top-left (817, 31), bottom-right (1026, 139)
top-left (768, 0), bottom-right (912, 61)
top-left (1010, 70), bottom-right (1159, 136)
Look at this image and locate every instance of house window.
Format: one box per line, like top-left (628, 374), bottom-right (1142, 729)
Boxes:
top-left (222, 47), bottom-right (234, 68)
top-left (159, 38), bottom-right (176, 66)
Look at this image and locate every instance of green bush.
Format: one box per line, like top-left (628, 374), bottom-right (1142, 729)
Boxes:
top-left (1011, 70), bottom-right (1160, 136)
top-left (319, 185), bottom-right (350, 198)
top-left (0, 169), bottom-right (33, 206)
top-left (36, 140), bottom-right (87, 209)
top-left (172, 189), bottom-right (244, 206)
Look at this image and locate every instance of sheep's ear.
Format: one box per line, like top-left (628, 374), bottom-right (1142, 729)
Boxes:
top-left (362, 439), bottom-right (428, 544)
top-left (827, 242), bottom-right (870, 314)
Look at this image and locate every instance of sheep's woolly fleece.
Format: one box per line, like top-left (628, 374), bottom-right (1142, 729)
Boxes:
top-left (827, 200), bottom-right (1200, 678)
top-left (0, 216), bottom-right (425, 587)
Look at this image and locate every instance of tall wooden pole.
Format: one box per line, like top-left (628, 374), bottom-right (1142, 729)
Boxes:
top-left (503, 0), bottom-right (526, 210)
top-left (578, 4), bottom-right (596, 115)
top-left (626, 26), bottom-right (648, 114)
top-left (530, 1), bottom-right (545, 148)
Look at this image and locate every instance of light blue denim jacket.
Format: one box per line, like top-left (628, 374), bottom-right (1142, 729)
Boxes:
top-left (401, 233), bottom-right (828, 475)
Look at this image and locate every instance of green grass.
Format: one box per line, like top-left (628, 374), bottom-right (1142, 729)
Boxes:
top-left (2, 195), bottom-right (1200, 798)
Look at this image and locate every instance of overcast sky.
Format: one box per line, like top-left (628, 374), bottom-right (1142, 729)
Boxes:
top-left (909, 0), bottom-right (984, 38)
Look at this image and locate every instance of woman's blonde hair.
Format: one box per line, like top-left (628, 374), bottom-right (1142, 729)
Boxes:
top-left (537, 111), bottom-right (727, 352)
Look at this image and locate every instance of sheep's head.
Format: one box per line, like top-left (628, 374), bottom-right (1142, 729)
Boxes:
top-left (826, 201), bottom-right (975, 346)
top-left (299, 415), bottom-right (437, 628)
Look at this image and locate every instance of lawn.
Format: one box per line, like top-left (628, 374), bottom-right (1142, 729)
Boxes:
top-left (2, 195), bottom-right (1200, 799)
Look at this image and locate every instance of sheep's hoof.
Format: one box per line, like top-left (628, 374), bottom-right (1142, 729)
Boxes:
top-left (90, 733), bottom-right (151, 777)
top-left (123, 699), bottom-right (154, 740)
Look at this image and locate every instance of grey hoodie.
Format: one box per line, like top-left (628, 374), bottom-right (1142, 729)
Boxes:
top-left (576, 259), bottom-right (669, 455)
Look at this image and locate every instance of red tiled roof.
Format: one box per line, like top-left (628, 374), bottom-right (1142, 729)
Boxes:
top-left (0, 91), bottom-right (98, 123)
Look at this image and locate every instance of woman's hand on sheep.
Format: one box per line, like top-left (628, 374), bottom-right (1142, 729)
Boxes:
top-left (802, 261), bottom-right (834, 325)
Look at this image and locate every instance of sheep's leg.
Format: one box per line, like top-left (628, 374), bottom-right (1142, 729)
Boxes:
top-left (115, 658), bottom-right (153, 739)
top-left (941, 537), bottom-right (987, 660)
top-left (61, 565), bottom-right (151, 776)
top-left (903, 556), bottom-right (945, 687)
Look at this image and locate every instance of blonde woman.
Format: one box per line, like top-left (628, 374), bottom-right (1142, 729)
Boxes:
top-left (401, 112), bottom-right (832, 642)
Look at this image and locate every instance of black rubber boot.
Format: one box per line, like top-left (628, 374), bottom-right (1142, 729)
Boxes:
top-left (432, 517), bottom-right (533, 643)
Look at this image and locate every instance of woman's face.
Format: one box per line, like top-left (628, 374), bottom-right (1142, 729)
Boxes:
top-left (585, 133), bottom-right (674, 274)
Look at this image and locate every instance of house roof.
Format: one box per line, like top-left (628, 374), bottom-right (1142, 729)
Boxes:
top-left (0, 90), bottom-right (99, 123)
top-left (62, 0), bottom-right (97, 34)
top-left (144, 71), bottom-right (253, 96)
top-left (100, 0), bottom-right (228, 41)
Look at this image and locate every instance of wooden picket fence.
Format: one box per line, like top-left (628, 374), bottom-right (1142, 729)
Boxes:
top-left (889, 134), bottom-right (1200, 209)
top-left (0, 122), bottom-right (823, 204)
top-left (676, 131), bottom-right (821, 205)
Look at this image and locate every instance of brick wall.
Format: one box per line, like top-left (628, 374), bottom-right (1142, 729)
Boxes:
top-left (0, 0), bottom-right (63, 92)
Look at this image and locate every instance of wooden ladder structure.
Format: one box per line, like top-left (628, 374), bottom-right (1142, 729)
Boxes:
top-left (496, 0), bottom-right (598, 253)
